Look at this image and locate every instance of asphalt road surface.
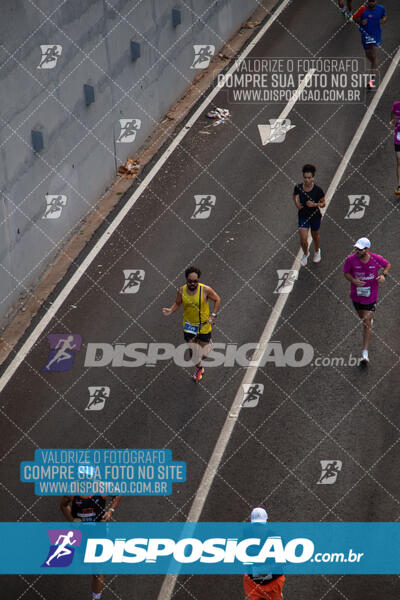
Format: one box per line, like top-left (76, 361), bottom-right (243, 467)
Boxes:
top-left (1, 0), bottom-right (400, 598)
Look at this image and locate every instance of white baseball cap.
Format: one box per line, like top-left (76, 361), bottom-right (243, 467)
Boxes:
top-left (251, 507), bottom-right (268, 523)
top-left (354, 237), bottom-right (371, 250)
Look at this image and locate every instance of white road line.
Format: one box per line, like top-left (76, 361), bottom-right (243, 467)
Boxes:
top-left (157, 45), bottom-right (400, 600)
top-left (322, 48), bottom-right (400, 209)
top-left (0, 0), bottom-right (294, 393)
top-left (258, 68), bottom-right (315, 144)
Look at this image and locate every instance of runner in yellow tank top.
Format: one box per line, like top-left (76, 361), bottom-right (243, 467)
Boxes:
top-left (162, 266), bottom-right (221, 382)
top-left (181, 282), bottom-right (212, 335)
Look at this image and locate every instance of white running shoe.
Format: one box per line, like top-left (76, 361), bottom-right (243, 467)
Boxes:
top-left (313, 249), bottom-right (321, 263)
top-left (300, 252), bottom-right (309, 267)
top-left (360, 350), bottom-right (369, 365)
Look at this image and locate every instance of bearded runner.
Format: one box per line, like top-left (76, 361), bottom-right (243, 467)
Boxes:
top-left (162, 266), bottom-right (221, 382)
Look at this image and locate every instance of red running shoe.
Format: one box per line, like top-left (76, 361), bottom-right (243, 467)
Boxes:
top-left (193, 367), bottom-right (204, 382)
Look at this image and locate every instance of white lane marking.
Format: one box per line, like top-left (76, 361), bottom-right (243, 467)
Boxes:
top-left (0, 0), bottom-right (293, 392)
top-left (322, 48), bottom-right (400, 208)
top-left (258, 121), bottom-right (296, 145)
top-left (157, 44), bottom-right (400, 600)
top-left (258, 70), bottom-right (315, 145)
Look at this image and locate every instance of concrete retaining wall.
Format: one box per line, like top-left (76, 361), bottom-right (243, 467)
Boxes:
top-left (0, 0), bottom-right (259, 326)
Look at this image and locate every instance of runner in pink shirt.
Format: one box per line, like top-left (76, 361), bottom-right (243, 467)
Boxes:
top-left (343, 237), bottom-right (390, 365)
top-left (390, 100), bottom-right (400, 194)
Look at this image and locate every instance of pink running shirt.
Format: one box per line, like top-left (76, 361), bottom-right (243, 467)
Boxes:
top-left (343, 252), bottom-right (389, 304)
top-left (392, 101), bottom-right (400, 146)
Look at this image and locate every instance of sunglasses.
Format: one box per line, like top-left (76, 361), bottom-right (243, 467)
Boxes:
top-left (187, 279), bottom-right (199, 283)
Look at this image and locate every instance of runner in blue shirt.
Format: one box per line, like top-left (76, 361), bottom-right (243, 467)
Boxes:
top-left (353, 1), bottom-right (387, 89)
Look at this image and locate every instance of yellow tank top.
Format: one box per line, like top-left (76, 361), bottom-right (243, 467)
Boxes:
top-left (182, 283), bottom-right (211, 334)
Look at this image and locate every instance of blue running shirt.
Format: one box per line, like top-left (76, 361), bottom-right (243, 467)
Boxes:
top-left (355, 4), bottom-right (386, 45)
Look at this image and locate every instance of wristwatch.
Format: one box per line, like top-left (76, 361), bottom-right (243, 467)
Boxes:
top-left (211, 312), bottom-right (217, 317)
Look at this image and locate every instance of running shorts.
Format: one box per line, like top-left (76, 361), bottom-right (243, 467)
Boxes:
top-left (353, 301), bottom-right (376, 312)
top-left (184, 331), bottom-right (212, 343)
top-left (362, 39), bottom-right (382, 50)
top-left (298, 216), bottom-right (321, 231)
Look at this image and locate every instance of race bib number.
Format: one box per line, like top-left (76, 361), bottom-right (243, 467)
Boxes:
top-left (364, 34), bottom-right (375, 45)
top-left (77, 511), bottom-right (96, 521)
top-left (357, 286), bottom-right (371, 298)
top-left (183, 321), bottom-right (199, 335)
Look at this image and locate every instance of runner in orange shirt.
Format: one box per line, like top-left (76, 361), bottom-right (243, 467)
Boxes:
top-left (243, 508), bottom-right (285, 600)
